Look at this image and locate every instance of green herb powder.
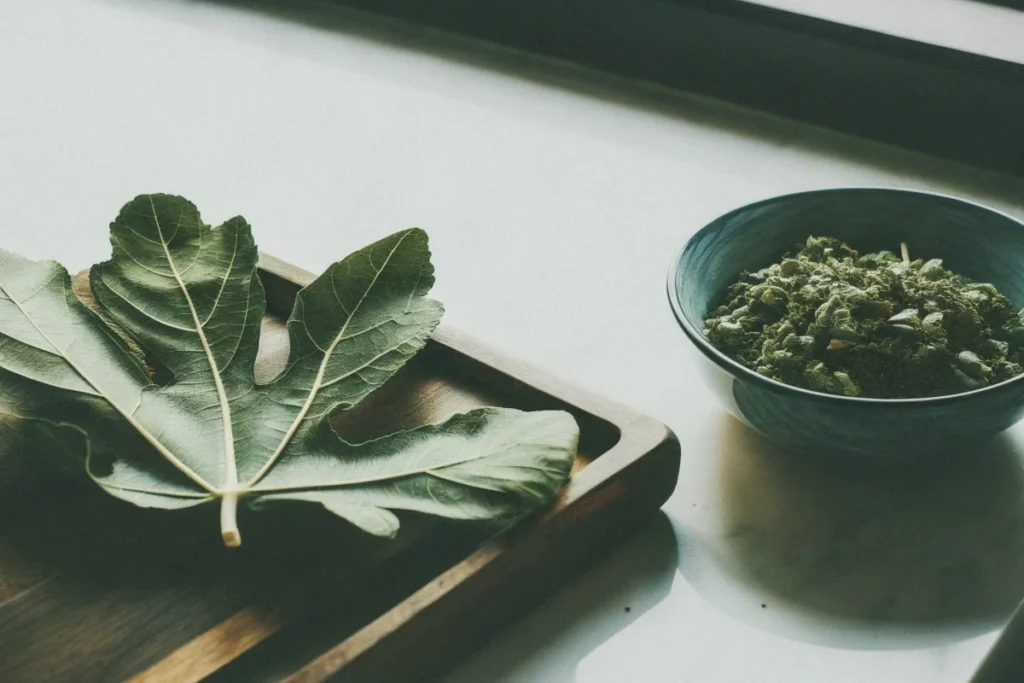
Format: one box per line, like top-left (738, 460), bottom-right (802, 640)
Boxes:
top-left (703, 236), bottom-right (1024, 398)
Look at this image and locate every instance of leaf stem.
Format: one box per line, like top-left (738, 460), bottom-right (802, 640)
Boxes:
top-left (221, 491), bottom-right (241, 547)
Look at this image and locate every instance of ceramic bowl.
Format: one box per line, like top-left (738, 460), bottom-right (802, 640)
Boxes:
top-left (667, 188), bottom-right (1024, 464)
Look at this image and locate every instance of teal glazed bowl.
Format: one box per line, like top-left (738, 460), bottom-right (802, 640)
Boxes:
top-left (668, 188), bottom-right (1024, 464)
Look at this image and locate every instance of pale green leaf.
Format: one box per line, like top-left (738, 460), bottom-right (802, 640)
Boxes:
top-left (0, 194), bottom-right (579, 547)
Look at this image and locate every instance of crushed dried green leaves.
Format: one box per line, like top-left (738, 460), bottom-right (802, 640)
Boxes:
top-left (704, 236), bottom-right (1024, 398)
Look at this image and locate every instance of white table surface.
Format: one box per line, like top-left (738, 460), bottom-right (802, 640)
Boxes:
top-left (4, 2), bottom-right (1024, 681)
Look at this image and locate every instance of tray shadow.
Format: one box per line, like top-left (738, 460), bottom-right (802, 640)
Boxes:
top-left (716, 415), bottom-right (1024, 632)
top-left (440, 512), bottom-right (678, 683)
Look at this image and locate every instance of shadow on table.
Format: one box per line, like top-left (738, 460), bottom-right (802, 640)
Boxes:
top-left (181, 0), bottom-right (1024, 207)
top-left (440, 512), bottom-right (678, 683)
top-left (716, 414), bottom-right (1024, 634)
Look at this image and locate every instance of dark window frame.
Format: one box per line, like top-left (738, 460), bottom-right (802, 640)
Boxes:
top-left (319, 0), bottom-right (1024, 178)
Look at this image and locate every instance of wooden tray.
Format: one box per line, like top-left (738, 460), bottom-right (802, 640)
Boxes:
top-left (0, 255), bottom-right (680, 683)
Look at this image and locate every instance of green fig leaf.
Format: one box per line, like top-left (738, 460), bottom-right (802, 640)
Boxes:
top-left (0, 195), bottom-right (578, 546)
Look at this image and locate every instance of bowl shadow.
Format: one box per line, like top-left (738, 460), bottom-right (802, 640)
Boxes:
top-left (717, 415), bottom-right (1024, 631)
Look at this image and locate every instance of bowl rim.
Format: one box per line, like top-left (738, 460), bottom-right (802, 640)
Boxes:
top-left (666, 186), bottom-right (1024, 406)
